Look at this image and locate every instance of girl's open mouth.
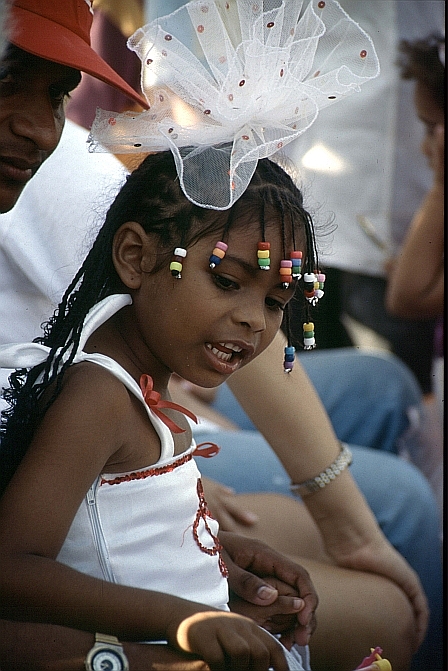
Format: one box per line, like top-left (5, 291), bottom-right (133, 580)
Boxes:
top-left (205, 342), bottom-right (243, 362)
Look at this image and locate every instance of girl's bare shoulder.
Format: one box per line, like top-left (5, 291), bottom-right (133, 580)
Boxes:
top-left (54, 362), bottom-right (161, 473)
top-left (39, 361), bottom-right (136, 453)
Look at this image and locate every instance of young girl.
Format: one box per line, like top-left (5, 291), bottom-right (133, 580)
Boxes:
top-left (0, 151), bottom-right (319, 670)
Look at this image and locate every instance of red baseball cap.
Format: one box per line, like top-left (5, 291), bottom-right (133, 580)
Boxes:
top-left (8, 0), bottom-right (148, 109)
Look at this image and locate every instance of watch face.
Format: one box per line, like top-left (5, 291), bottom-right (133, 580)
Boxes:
top-left (91, 648), bottom-right (126, 671)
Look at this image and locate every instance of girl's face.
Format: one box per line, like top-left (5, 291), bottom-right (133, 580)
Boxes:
top-left (130, 218), bottom-right (301, 388)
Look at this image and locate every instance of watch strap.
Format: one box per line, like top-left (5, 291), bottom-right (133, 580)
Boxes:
top-left (85, 632), bottom-right (129, 671)
top-left (93, 633), bottom-right (122, 646)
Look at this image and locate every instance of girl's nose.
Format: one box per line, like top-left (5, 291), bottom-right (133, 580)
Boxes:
top-left (233, 301), bottom-right (266, 333)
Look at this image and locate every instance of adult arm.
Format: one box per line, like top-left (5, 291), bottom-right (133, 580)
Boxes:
top-left (227, 330), bottom-right (428, 649)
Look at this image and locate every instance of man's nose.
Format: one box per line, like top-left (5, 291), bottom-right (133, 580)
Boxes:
top-left (10, 94), bottom-right (61, 153)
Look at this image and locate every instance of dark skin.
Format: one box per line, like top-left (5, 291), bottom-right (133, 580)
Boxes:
top-left (0, 45), bottom-right (316, 668)
top-left (0, 45), bottom-right (81, 213)
top-left (0, 223), bottom-right (317, 670)
top-left (0, 536), bottom-right (315, 671)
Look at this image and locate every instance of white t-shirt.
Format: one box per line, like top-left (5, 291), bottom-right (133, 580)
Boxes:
top-left (0, 119), bottom-right (127, 405)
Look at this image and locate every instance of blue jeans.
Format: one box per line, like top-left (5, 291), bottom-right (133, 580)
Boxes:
top-left (197, 349), bottom-right (442, 670)
top-left (211, 348), bottom-right (423, 454)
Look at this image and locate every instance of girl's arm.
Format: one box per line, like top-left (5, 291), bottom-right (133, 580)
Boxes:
top-left (0, 620), bottom-right (210, 671)
top-left (227, 330), bottom-right (428, 649)
top-left (0, 364), bottom-right (288, 670)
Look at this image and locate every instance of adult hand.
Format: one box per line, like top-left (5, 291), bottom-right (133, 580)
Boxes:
top-left (230, 575), bottom-right (308, 650)
top-left (324, 530), bottom-right (428, 650)
top-left (219, 532), bottom-right (317, 647)
top-left (202, 477), bottom-right (259, 530)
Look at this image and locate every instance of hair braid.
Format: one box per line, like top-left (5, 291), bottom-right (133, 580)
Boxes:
top-left (1, 151), bottom-right (318, 493)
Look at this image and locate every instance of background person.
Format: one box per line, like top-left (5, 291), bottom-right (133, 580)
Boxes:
top-left (386, 33), bottom-right (444, 429)
top-left (285, 0), bottom-right (445, 396)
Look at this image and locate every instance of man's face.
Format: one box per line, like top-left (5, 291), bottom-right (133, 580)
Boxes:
top-left (0, 46), bottom-right (81, 213)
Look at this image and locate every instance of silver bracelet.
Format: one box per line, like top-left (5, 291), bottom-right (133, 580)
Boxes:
top-left (290, 442), bottom-right (353, 498)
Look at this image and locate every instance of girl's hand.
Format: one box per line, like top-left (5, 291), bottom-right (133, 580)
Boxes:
top-left (172, 610), bottom-right (289, 671)
top-left (220, 532), bottom-right (317, 647)
top-left (202, 477), bottom-right (259, 530)
top-left (326, 532), bottom-right (428, 651)
top-left (229, 576), bottom-right (309, 650)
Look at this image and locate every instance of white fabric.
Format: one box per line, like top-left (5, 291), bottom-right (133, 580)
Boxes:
top-left (90, 0), bottom-right (379, 210)
top-left (0, 293), bottom-right (229, 611)
top-left (284, 0), bottom-right (445, 275)
top-left (0, 119), bottom-right (128, 410)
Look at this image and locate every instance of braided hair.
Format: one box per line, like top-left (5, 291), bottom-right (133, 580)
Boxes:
top-left (0, 150), bottom-right (318, 494)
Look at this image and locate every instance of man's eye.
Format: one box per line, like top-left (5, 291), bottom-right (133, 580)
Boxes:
top-left (49, 86), bottom-right (71, 104)
top-left (0, 70), bottom-right (14, 85)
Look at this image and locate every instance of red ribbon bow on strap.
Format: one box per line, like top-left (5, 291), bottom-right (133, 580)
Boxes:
top-left (194, 442), bottom-right (220, 458)
top-left (139, 374), bottom-right (198, 434)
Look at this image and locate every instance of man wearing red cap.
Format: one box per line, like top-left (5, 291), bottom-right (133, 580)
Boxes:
top-left (0, 0), bottom-right (147, 213)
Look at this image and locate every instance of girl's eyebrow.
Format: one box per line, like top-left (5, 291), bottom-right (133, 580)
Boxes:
top-left (222, 253), bottom-right (298, 292)
top-left (221, 254), bottom-right (260, 277)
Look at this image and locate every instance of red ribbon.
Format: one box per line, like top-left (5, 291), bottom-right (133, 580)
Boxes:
top-left (194, 442), bottom-right (221, 458)
top-left (139, 374), bottom-right (198, 434)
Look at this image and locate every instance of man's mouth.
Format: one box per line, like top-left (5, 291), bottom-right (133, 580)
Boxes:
top-left (0, 156), bottom-right (41, 183)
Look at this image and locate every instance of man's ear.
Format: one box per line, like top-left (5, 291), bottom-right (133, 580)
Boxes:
top-left (113, 222), bottom-right (151, 289)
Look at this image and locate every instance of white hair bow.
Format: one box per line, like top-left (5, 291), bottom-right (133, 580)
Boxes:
top-left (89, 0), bottom-right (379, 210)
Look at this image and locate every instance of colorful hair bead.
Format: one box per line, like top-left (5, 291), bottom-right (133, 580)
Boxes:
top-left (290, 251), bottom-right (302, 278)
top-left (170, 247), bottom-right (187, 278)
top-left (283, 345), bottom-right (295, 373)
top-left (304, 272), bottom-right (317, 304)
top-left (280, 260), bottom-right (293, 289)
top-left (257, 241), bottom-right (270, 270)
top-left (303, 322), bottom-right (316, 350)
top-left (209, 241), bottom-right (228, 268)
top-left (315, 272), bottom-right (325, 300)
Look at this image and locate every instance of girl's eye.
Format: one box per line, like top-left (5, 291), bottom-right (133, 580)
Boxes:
top-left (213, 275), bottom-right (239, 291)
top-left (265, 296), bottom-right (286, 311)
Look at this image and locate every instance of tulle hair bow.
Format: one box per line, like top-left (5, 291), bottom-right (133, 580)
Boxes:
top-left (89, 0), bottom-right (379, 210)
top-left (139, 374), bottom-right (198, 433)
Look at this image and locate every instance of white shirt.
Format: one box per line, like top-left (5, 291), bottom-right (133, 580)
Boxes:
top-left (0, 119), bottom-right (127, 406)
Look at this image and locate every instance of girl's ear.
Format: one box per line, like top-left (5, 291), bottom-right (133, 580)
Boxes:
top-left (113, 222), bottom-right (150, 289)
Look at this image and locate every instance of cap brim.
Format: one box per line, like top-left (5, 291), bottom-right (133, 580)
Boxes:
top-left (10, 7), bottom-right (148, 109)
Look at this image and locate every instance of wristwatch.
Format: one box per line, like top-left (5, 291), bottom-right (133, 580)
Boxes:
top-left (85, 633), bottom-right (129, 671)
